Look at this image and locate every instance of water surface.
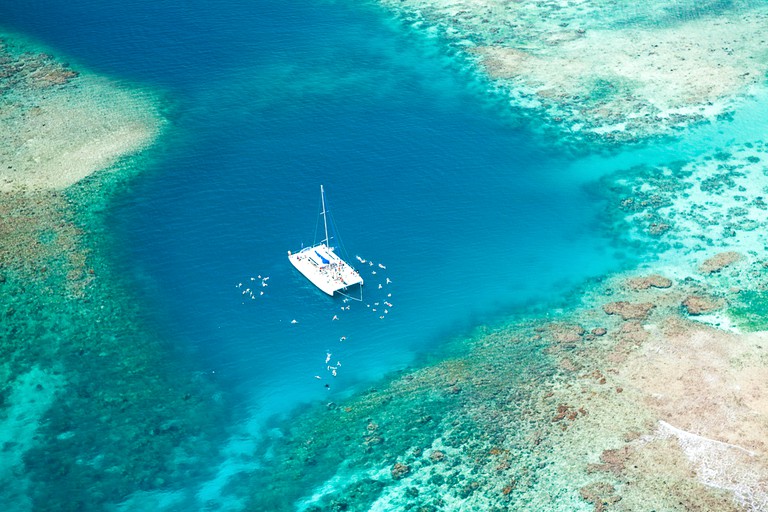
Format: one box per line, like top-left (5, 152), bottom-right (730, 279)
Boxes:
top-left (1, 0), bottom-right (650, 507)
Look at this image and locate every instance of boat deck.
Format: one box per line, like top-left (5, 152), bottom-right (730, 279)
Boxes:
top-left (288, 244), bottom-right (363, 296)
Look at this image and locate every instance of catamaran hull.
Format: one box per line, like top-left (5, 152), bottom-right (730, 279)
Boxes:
top-left (288, 244), bottom-right (363, 297)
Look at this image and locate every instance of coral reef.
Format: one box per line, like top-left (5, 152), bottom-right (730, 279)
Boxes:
top-left (0, 34), bottom-right (163, 192)
top-left (625, 274), bottom-right (672, 290)
top-left (241, 251), bottom-right (768, 510)
top-left (700, 251), bottom-right (743, 275)
top-left (5, 4), bottom-right (768, 511)
top-left (602, 301), bottom-right (655, 320)
top-left (0, 36), bottom-right (227, 511)
top-left (598, 140), bottom-right (768, 274)
top-left (682, 294), bottom-right (723, 315)
top-left (240, 140), bottom-right (768, 511)
top-left (377, 0), bottom-right (768, 142)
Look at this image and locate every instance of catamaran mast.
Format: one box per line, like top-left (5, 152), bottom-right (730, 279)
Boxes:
top-left (320, 185), bottom-right (330, 246)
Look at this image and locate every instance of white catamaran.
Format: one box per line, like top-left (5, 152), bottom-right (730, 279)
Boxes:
top-left (288, 186), bottom-right (364, 299)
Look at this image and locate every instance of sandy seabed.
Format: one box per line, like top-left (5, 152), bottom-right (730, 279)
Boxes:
top-left (0, 33), bottom-right (163, 192)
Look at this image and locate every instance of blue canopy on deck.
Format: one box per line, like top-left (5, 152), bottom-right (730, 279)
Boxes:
top-left (314, 250), bottom-right (330, 265)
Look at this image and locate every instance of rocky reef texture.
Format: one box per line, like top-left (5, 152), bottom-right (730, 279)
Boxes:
top-left (0, 35), bottom-right (226, 511)
top-left (0, 33), bottom-right (163, 191)
top-left (377, 0), bottom-right (768, 141)
top-left (241, 140), bottom-right (768, 511)
top-left (600, 140), bottom-right (768, 281)
top-left (241, 260), bottom-right (768, 512)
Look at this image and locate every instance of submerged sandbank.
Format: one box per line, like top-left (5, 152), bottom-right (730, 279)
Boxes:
top-left (0, 32), bottom-right (163, 191)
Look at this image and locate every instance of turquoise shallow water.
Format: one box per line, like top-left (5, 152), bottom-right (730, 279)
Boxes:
top-left (0, 0), bottom-right (623, 411)
top-left (108, 6), bottom-right (621, 418)
top-left (9, 0), bottom-right (760, 508)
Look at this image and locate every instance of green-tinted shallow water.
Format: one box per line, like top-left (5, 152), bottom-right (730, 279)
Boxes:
top-left (3, 0), bottom-right (768, 510)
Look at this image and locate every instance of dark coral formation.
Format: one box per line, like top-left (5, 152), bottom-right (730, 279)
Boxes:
top-left (0, 38), bottom-right (78, 95)
top-left (626, 274), bottom-right (672, 290)
top-left (699, 251), bottom-right (743, 275)
top-left (602, 301), bottom-right (655, 321)
top-left (682, 295), bottom-right (723, 315)
top-left (579, 481), bottom-right (621, 512)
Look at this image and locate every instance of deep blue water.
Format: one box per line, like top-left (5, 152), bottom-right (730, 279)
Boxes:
top-left (2, 0), bottom-right (632, 505)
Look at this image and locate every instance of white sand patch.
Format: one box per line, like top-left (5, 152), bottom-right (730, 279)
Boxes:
top-left (655, 420), bottom-right (768, 511)
top-left (690, 312), bottom-right (742, 333)
top-left (0, 76), bottom-right (163, 191)
top-left (624, 321), bottom-right (768, 455)
top-left (110, 489), bottom-right (187, 512)
top-left (297, 465), bottom-right (388, 511)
